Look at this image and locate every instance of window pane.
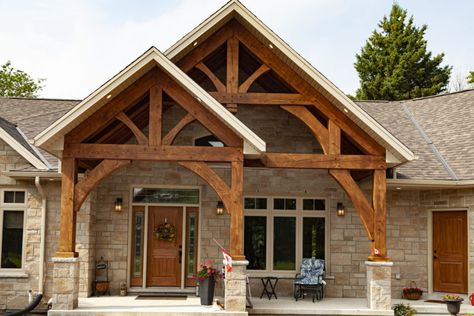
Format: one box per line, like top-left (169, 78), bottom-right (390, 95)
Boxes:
top-left (285, 199), bottom-right (296, 210)
top-left (244, 198), bottom-right (255, 209)
top-left (187, 213), bottom-right (198, 277)
top-left (314, 199), bottom-right (325, 211)
top-left (255, 198), bottom-right (267, 209)
top-left (303, 217), bottom-right (325, 260)
top-left (244, 216), bottom-right (266, 270)
top-left (273, 217), bottom-right (295, 270)
top-left (132, 188), bottom-right (199, 204)
top-left (303, 199), bottom-right (313, 210)
top-left (133, 212), bottom-right (144, 276)
top-left (4, 191), bottom-right (14, 203)
top-left (14, 192), bottom-right (25, 204)
top-left (1, 211), bottom-right (24, 268)
top-left (273, 198), bottom-right (284, 210)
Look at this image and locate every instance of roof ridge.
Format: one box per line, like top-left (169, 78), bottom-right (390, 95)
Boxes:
top-left (0, 96), bottom-right (82, 102)
top-left (409, 88), bottom-right (474, 102)
top-left (400, 102), bottom-right (458, 180)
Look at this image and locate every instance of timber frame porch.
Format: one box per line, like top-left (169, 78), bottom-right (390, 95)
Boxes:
top-left (33, 0), bottom-right (416, 311)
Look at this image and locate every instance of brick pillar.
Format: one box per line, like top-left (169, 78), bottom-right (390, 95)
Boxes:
top-left (366, 261), bottom-right (393, 310)
top-left (225, 260), bottom-right (248, 312)
top-left (52, 257), bottom-right (80, 310)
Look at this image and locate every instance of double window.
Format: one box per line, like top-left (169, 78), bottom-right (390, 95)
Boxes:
top-left (0, 190), bottom-right (26, 270)
top-left (244, 196), bottom-right (326, 273)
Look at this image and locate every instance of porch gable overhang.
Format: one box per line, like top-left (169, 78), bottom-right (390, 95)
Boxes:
top-left (34, 47), bottom-right (266, 157)
top-left (165, 0), bottom-right (415, 166)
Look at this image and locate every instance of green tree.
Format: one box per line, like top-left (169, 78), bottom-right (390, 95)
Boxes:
top-left (0, 61), bottom-right (44, 97)
top-left (468, 71), bottom-right (474, 84)
top-left (354, 4), bottom-right (451, 101)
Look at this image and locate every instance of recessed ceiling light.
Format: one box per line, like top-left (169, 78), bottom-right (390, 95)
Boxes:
top-left (396, 187), bottom-right (401, 190)
top-left (193, 41), bottom-right (198, 47)
top-left (106, 94), bottom-right (112, 99)
top-left (343, 108), bottom-right (348, 113)
top-left (268, 43), bottom-right (273, 49)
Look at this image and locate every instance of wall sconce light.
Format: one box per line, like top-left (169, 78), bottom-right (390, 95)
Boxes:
top-left (216, 201), bottom-right (224, 215)
top-left (114, 198), bottom-right (123, 212)
top-left (336, 202), bottom-right (345, 216)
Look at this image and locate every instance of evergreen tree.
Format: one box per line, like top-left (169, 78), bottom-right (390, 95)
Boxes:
top-left (0, 61), bottom-right (44, 97)
top-left (354, 4), bottom-right (451, 101)
top-left (468, 71), bottom-right (474, 84)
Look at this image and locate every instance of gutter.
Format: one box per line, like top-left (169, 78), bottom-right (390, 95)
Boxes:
top-left (388, 179), bottom-right (474, 190)
top-left (34, 176), bottom-right (47, 295)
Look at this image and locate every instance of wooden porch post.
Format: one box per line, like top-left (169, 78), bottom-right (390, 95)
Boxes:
top-left (370, 169), bottom-right (388, 261)
top-left (230, 160), bottom-right (245, 260)
top-left (55, 157), bottom-right (78, 258)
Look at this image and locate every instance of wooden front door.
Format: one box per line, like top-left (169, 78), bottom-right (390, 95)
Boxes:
top-left (433, 211), bottom-right (468, 293)
top-left (147, 206), bottom-right (183, 286)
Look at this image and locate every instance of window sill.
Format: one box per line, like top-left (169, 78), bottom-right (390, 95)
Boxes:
top-left (0, 270), bottom-right (29, 278)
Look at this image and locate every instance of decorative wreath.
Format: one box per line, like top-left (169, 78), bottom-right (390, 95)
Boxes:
top-left (154, 222), bottom-right (176, 242)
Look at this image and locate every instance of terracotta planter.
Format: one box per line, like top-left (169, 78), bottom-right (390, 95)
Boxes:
top-left (198, 276), bottom-right (215, 305)
top-left (444, 299), bottom-right (463, 315)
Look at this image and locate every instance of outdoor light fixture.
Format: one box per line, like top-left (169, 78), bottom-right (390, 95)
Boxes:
top-left (336, 202), bottom-right (345, 217)
top-left (216, 201), bottom-right (224, 215)
top-left (114, 198), bottom-right (123, 212)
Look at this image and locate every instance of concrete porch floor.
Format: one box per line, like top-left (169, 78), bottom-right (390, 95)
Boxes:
top-left (47, 295), bottom-right (474, 316)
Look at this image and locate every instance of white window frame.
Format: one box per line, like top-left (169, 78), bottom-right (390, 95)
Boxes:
top-left (0, 189), bottom-right (27, 273)
top-left (244, 195), bottom-right (329, 277)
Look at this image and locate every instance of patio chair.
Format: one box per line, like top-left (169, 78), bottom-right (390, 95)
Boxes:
top-left (294, 258), bottom-right (325, 302)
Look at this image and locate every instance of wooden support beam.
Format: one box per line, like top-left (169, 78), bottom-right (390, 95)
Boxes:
top-left (149, 85), bottom-right (162, 146)
top-left (230, 160), bottom-right (245, 260)
top-left (263, 153), bottom-right (386, 170)
top-left (66, 68), bottom-right (157, 143)
top-left (226, 36), bottom-right (239, 112)
top-left (280, 105), bottom-right (329, 154)
top-left (177, 25), bottom-right (233, 72)
top-left (195, 62), bottom-right (226, 93)
top-left (329, 169), bottom-right (375, 241)
top-left (115, 112), bottom-right (148, 145)
top-left (63, 143), bottom-right (243, 162)
top-left (370, 169), bottom-right (389, 261)
top-left (209, 92), bottom-right (312, 105)
top-left (55, 157), bottom-right (78, 258)
top-left (234, 25), bottom-right (385, 155)
top-left (162, 113), bottom-right (196, 145)
top-left (161, 73), bottom-right (242, 147)
top-left (74, 159), bottom-right (131, 212)
top-left (238, 64), bottom-right (270, 93)
top-left (328, 120), bottom-right (341, 155)
top-left (178, 161), bottom-right (231, 212)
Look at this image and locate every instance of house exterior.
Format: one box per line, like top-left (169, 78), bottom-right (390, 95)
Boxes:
top-left (0, 0), bottom-right (472, 314)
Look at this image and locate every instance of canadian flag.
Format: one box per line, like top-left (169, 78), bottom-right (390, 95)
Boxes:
top-left (222, 248), bottom-right (233, 273)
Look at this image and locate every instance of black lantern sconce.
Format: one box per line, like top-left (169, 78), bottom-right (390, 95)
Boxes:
top-left (114, 198), bottom-right (123, 212)
top-left (336, 202), bottom-right (345, 216)
top-left (216, 201), bottom-right (224, 215)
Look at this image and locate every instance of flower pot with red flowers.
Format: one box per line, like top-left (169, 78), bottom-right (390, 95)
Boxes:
top-left (402, 282), bottom-right (423, 300)
top-left (443, 294), bottom-right (464, 315)
top-left (194, 259), bottom-right (222, 305)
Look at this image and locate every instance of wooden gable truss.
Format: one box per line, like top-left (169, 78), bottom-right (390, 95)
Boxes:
top-left (173, 19), bottom-right (389, 261)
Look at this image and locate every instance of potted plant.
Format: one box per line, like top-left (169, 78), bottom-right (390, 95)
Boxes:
top-left (194, 259), bottom-right (222, 305)
top-left (402, 282), bottom-right (423, 300)
top-left (393, 303), bottom-right (416, 316)
top-left (443, 294), bottom-right (464, 315)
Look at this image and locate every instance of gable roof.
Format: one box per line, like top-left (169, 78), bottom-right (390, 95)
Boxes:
top-left (0, 97), bottom-right (79, 168)
top-left (0, 116), bottom-right (50, 169)
top-left (34, 47), bottom-right (266, 156)
top-left (165, 0), bottom-right (415, 164)
top-left (359, 89), bottom-right (474, 181)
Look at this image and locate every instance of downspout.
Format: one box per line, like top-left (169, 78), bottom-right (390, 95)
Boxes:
top-left (34, 176), bottom-right (47, 294)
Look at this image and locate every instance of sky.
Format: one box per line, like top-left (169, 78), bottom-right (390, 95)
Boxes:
top-left (0, 0), bottom-right (473, 99)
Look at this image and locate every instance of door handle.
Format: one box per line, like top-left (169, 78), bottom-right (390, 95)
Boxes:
top-left (433, 255), bottom-right (438, 259)
top-left (179, 245), bottom-right (182, 264)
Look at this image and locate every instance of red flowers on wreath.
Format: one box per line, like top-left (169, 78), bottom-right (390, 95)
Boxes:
top-left (192, 259), bottom-right (222, 282)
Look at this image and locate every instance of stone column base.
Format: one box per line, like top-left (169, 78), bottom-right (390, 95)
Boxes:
top-left (224, 260), bottom-right (248, 312)
top-left (52, 257), bottom-right (80, 310)
top-left (366, 261), bottom-right (393, 310)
